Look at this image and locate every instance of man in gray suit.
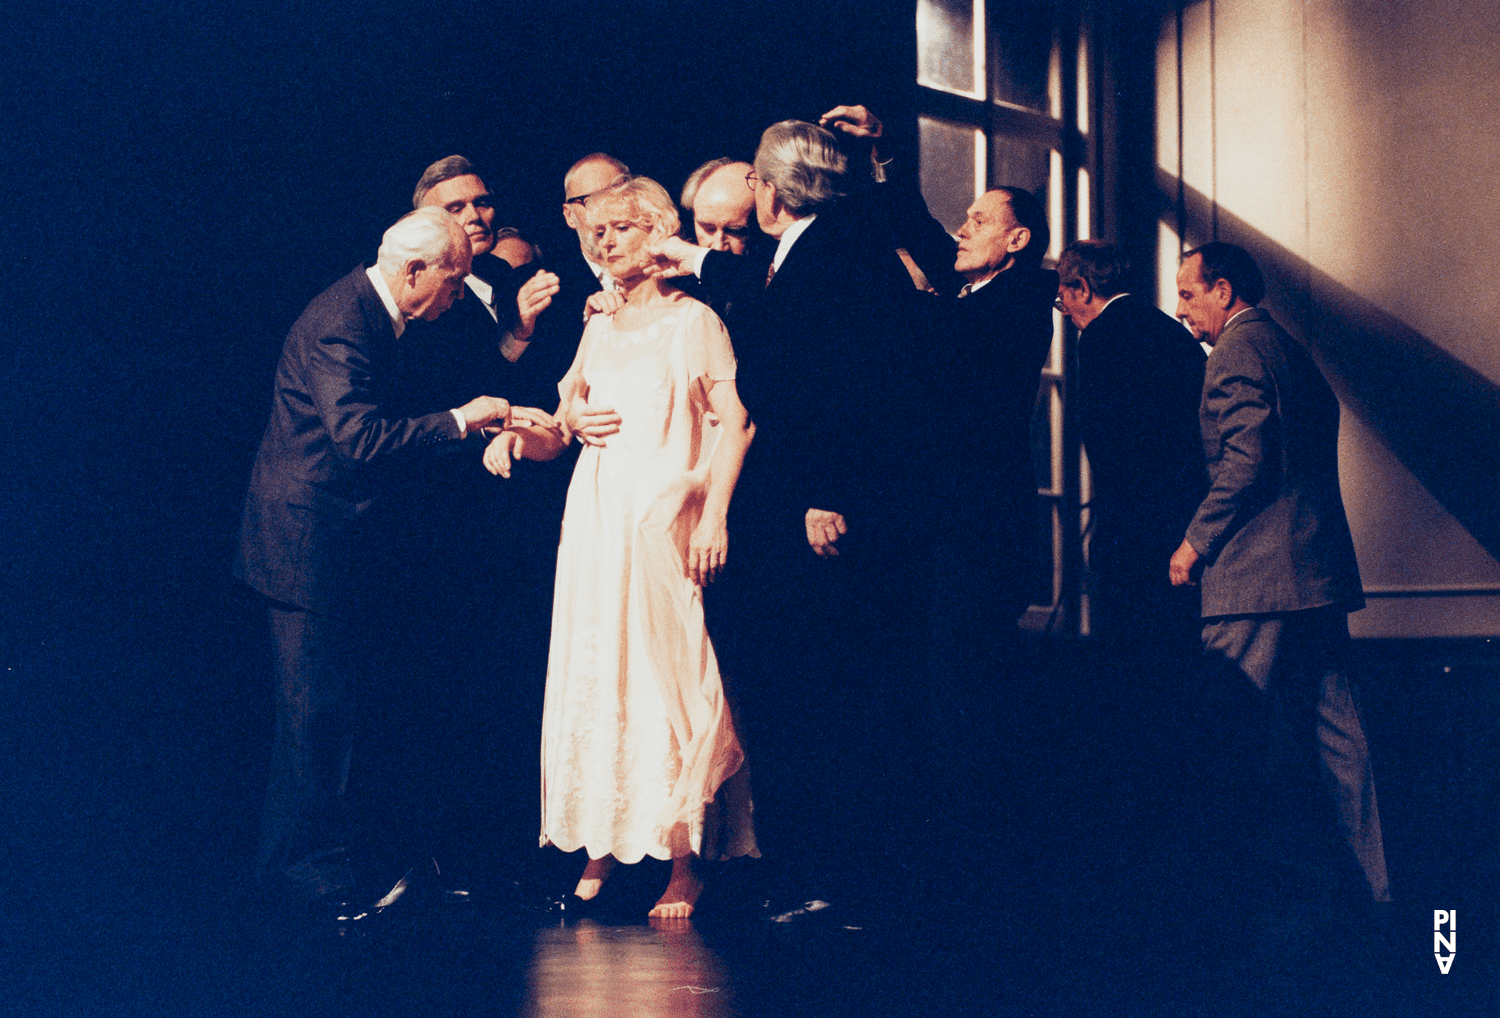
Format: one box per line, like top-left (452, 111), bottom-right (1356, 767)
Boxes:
top-left (1169, 242), bottom-right (1390, 904)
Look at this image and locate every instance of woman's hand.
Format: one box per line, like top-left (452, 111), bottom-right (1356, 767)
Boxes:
top-left (584, 290), bottom-right (627, 319)
top-left (563, 401), bottom-right (622, 446)
top-left (687, 514), bottom-right (728, 586)
top-left (483, 430), bottom-right (525, 478)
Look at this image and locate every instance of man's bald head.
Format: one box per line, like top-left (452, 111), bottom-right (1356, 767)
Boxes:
top-left (691, 161), bottom-right (756, 254)
top-left (563, 153), bottom-right (630, 261)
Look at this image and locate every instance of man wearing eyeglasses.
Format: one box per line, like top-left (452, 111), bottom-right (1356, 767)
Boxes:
top-left (523, 152), bottom-right (631, 390)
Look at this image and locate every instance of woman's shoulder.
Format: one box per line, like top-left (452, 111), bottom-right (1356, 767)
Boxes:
top-left (668, 292), bottom-right (728, 335)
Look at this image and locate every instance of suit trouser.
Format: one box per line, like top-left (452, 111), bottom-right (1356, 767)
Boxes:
top-left (255, 604), bottom-right (357, 881)
top-left (1201, 607), bottom-right (1391, 901)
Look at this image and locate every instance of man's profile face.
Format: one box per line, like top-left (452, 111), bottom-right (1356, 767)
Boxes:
top-left (1174, 254), bottom-right (1227, 343)
top-left (954, 191), bottom-right (1026, 279)
top-left (407, 257), bottom-right (470, 320)
top-left (748, 167), bottom-right (782, 235)
top-left (405, 227), bottom-right (472, 321)
top-left (1056, 278), bottom-right (1090, 329)
top-left (422, 174), bottom-right (497, 258)
top-left (692, 164), bottom-right (755, 254)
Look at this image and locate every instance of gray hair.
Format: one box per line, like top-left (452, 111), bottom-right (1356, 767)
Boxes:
top-left (1059, 239), bottom-right (1128, 298)
top-left (563, 152), bottom-right (630, 197)
top-left (376, 207), bottom-right (464, 276)
top-left (680, 157), bottom-right (736, 212)
top-left (753, 120), bottom-right (847, 216)
top-left (587, 175), bottom-right (680, 241)
top-left (412, 154), bottom-right (482, 209)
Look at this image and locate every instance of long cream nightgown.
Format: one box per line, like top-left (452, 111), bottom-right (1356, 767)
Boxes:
top-left (540, 297), bottom-right (757, 864)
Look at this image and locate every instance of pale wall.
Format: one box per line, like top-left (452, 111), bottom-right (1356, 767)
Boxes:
top-left (1157, 0), bottom-right (1500, 637)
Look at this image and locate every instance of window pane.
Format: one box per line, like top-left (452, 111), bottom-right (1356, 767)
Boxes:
top-left (918, 0), bottom-right (979, 97)
top-left (989, 134), bottom-right (1051, 196)
top-left (919, 115), bottom-right (982, 234)
top-left (991, 0), bottom-right (1056, 113)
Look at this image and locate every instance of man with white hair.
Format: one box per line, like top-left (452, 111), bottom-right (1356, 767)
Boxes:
top-left (236, 207), bottom-right (544, 908)
top-left (648, 120), bottom-right (924, 886)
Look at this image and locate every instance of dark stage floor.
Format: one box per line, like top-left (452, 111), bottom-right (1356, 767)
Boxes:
top-left (3, 589), bottom-right (1495, 1016)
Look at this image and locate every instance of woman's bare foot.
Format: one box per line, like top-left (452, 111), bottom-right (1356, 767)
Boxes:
top-left (574, 855), bottom-right (616, 900)
top-left (648, 855), bottom-right (702, 919)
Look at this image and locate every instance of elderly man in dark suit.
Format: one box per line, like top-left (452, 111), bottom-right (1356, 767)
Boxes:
top-left (236, 208), bottom-right (547, 905)
top-left (1170, 241), bottom-right (1390, 904)
top-left (818, 103), bottom-right (1058, 627)
top-left (1057, 239), bottom-right (1206, 647)
top-left (644, 120), bottom-right (922, 883)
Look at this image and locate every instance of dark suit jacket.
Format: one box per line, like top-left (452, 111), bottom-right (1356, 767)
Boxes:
top-left (234, 266), bottom-right (466, 617)
top-left (1184, 307), bottom-right (1364, 617)
top-left (912, 267), bottom-right (1057, 617)
top-left (698, 197), bottom-right (920, 551)
top-left (1076, 294), bottom-right (1208, 573)
top-left (395, 252), bottom-right (545, 411)
top-left (524, 244), bottom-right (602, 406)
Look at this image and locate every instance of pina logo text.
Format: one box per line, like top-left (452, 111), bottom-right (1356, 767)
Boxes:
top-left (1434, 910), bottom-right (1456, 974)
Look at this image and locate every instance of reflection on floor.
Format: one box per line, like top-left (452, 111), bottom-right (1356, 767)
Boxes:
top-left (4, 619), bottom-right (1496, 1016)
top-left (526, 922), bottom-right (733, 1018)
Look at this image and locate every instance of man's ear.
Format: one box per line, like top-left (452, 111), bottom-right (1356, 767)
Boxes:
top-left (404, 259), bottom-right (427, 288)
top-left (1212, 276), bottom-right (1234, 309)
top-left (563, 204), bottom-right (579, 230)
top-left (1006, 226), bottom-right (1032, 255)
top-left (1076, 277), bottom-right (1094, 304)
top-left (764, 182), bottom-right (783, 219)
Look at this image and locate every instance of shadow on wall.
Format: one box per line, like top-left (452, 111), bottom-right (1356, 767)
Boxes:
top-left (1157, 169), bottom-right (1500, 565)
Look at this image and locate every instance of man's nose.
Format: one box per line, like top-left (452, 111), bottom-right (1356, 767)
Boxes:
top-left (709, 231), bottom-right (732, 252)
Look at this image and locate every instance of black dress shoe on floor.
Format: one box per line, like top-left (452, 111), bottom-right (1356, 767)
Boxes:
top-left (262, 848), bottom-right (357, 908)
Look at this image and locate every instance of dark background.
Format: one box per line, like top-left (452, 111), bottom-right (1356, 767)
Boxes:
top-left (0, 0), bottom-right (922, 928)
top-left (2, 2), bottom-right (1495, 1012)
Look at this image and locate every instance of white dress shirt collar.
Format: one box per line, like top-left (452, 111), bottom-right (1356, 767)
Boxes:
top-left (366, 265), bottom-right (405, 339)
top-left (772, 214), bottom-right (816, 273)
top-left (465, 274), bottom-right (500, 321)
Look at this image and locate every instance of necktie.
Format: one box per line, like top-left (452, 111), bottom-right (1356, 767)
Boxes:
top-left (765, 262), bottom-right (776, 289)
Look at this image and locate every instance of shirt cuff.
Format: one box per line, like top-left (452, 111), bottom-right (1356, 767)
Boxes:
top-left (690, 246), bottom-right (710, 278)
top-left (500, 332), bottom-right (529, 362)
top-left (451, 408), bottom-right (467, 437)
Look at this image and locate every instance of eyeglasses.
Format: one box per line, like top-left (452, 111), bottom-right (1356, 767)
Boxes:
top-left (565, 174), bottom-right (631, 207)
top-left (745, 171), bottom-right (760, 191)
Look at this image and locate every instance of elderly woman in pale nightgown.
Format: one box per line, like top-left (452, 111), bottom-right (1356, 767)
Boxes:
top-left (483, 175), bottom-right (757, 918)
